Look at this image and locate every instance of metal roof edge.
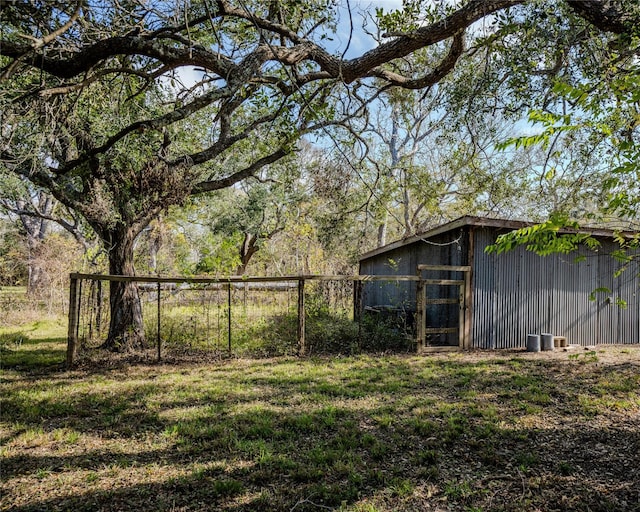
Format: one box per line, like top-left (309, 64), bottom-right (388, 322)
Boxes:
top-left (358, 216), bottom-right (473, 261)
top-left (358, 215), bottom-right (639, 262)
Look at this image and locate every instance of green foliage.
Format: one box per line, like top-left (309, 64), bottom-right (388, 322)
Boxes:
top-left (495, 110), bottom-right (579, 152)
top-left (495, 45), bottom-right (640, 225)
top-left (193, 235), bottom-right (243, 276)
top-left (377, 0), bottom-right (460, 33)
top-left (3, 0), bottom-right (640, 347)
top-left (0, 221), bottom-right (27, 286)
top-left (486, 214), bottom-right (597, 256)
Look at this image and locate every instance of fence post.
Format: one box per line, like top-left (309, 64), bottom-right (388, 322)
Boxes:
top-left (96, 280), bottom-right (102, 334)
top-left (227, 282), bottom-right (232, 355)
top-left (297, 278), bottom-right (306, 356)
top-left (353, 279), bottom-right (363, 347)
top-left (415, 278), bottom-right (425, 351)
top-left (88, 280), bottom-right (94, 342)
top-left (458, 283), bottom-right (465, 349)
top-left (157, 281), bottom-right (161, 361)
top-left (66, 275), bottom-right (79, 368)
top-left (353, 280), bottom-right (363, 323)
top-left (463, 268), bottom-right (472, 349)
top-left (76, 278), bottom-right (83, 342)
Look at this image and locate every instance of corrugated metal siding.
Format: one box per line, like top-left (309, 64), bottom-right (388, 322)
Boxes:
top-left (548, 248), bottom-right (598, 345)
top-left (359, 229), bottom-right (468, 310)
top-left (360, 224), bottom-right (639, 349)
top-left (597, 252), bottom-right (617, 344)
top-left (472, 228), bottom-right (639, 348)
top-left (359, 246), bottom-right (415, 308)
top-left (619, 262), bottom-right (640, 343)
top-left (472, 232), bottom-right (495, 348)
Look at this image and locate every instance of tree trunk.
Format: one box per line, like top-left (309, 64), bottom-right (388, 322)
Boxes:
top-left (26, 238), bottom-right (46, 296)
top-left (236, 232), bottom-right (259, 275)
top-left (377, 211), bottom-right (388, 247)
top-left (102, 228), bottom-right (145, 351)
top-left (19, 196), bottom-right (52, 296)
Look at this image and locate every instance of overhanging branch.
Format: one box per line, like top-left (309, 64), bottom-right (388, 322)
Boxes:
top-left (367, 31), bottom-right (465, 89)
top-left (191, 148), bottom-right (289, 194)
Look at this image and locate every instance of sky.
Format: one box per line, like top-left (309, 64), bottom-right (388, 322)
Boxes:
top-left (333, 0), bottom-right (404, 57)
top-left (175, 0), bottom-right (405, 88)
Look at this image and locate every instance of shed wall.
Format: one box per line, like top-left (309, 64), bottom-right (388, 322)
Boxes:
top-left (359, 228), bottom-right (468, 309)
top-left (360, 224), bottom-right (639, 348)
top-left (472, 227), bottom-right (639, 348)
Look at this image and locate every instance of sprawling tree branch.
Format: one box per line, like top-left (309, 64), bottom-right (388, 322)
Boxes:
top-left (369, 31), bottom-right (465, 89)
top-left (1, 0), bottom-right (638, 347)
top-left (9, 0), bottom-right (634, 93)
top-left (192, 147), bottom-right (289, 194)
top-left (566, 0), bottom-right (640, 34)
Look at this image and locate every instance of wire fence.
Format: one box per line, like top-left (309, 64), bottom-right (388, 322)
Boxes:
top-left (67, 274), bottom-right (420, 365)
top-left (1, 287), bottom-right (68, 325)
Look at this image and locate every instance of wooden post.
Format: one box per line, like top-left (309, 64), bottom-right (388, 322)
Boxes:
top-left (96, 280), bottom-right (102, 334)
top-left (88, 280), bottom-right (94, 342)
top-left (227, 282), bottom-right (232, 355)
top-left (66, 276), bottom-right (79, 368)
top-left (465, 228), bottom-right (474, 350)
top-left (297, 278), bottom-right (306, 356)
top-left (353, 280), bottom-right (363, 322)
top-left (458, 283), bottom-right (465, 348)
top-left (76, 278), bottom-right (83, 343)
top-left (157, 281), bottom-right (161, 362)
top-left (353, 280), bottom-right (363, 347)
top-left (415, 278), bottom-right (425, 351)
top-left (463, 268), bottom-right (472, 349)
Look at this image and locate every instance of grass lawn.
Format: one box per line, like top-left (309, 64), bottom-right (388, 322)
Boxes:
top-left (1, 327), bottom-right (639, 511)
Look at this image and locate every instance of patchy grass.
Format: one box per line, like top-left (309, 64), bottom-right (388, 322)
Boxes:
top-left (0, 286), bottom-right (27, 296)
top-left (1, 318), bottom-right (67, 373)
top-left (0, 286), bottom-right (66, 326)
top-left (1, 341), bottom-right (639, 511)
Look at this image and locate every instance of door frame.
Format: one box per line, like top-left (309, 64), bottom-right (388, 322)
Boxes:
top-left (416, 264), bottom-right (471, 351)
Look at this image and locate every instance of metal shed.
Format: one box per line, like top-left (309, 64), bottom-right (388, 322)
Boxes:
top-left (358, 216), bottom-right (640, 350)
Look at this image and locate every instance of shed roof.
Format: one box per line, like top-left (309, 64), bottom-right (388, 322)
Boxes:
top-left (359, 215), bottom-right (638, 262)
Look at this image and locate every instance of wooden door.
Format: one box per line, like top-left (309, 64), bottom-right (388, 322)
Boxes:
top-left (416, 265), bottom-right (471, 351)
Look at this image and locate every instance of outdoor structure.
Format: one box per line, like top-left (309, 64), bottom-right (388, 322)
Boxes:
top-left (359, 216), bottom-right (640, 350)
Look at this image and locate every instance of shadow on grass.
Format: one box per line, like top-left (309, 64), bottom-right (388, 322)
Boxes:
top-left (3, 405), bottom-right (639, 511)
top-left (3, 352), bottom-right (640, 511)
top-left (0, 332), bottom-right (66, 374)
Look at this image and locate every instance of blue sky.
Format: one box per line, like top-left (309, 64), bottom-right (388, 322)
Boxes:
top-left (174, 1), bottom-right (405, 87)
top-left (333, 0), bottom-right (403, 57)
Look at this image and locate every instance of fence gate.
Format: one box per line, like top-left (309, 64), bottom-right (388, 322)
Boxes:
top-left (416, 265), bottom-right (471, 351)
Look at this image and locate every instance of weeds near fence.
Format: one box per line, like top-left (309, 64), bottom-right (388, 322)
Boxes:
top-left (69, 274), bottom-right (418, 364)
